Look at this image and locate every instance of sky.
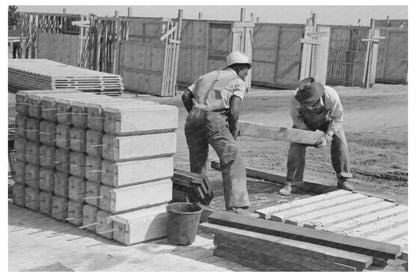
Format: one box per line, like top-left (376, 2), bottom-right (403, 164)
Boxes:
top-left (16, 4), bottom-right (408, 26)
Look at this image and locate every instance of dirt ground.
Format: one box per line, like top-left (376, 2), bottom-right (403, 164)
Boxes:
top-left (8, 83), bottom-right (408, 210)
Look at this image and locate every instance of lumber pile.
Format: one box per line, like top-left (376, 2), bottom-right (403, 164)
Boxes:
top-left (200, 211), bottom-right (403, 271)
top-left (172, 169), bottom-right (213, 205)
top-left (12, 89), bottom-right (179, 245)
top-left (8, 59), bottom-right (124, 95)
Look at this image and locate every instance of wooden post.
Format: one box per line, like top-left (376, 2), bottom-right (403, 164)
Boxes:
top-left (240, 8), bottom-right (246, 22)
top-left (63, 8), bottom-right (67, 14)
top-left (250, 13), bottom-right (255, 22)
top-left (386, 16), bottom-right (390, 27)
top-left (113, 11), bottom-right (120, 74)
top-left (171, 9), bottom-right (183, 96)
top-left (198, 12), bottom-right (203, 20)
top-left (368, 29), bottom-right (380, 87)
top-left (127, 7), bottom-right (132, 17)
top-left (362, 18), bottom-right (374, 88)
top-left (256, 17), bottom-right (260, 23)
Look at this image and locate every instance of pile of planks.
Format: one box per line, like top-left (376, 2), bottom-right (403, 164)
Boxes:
top-left (12, 89), bottom-right (178, 245)
top-left (200, 210), bottom-right (404, 271)
top-left (172, 169), bottom-right (213, 205)
top-left (8, 59), bottom-right (124, 95)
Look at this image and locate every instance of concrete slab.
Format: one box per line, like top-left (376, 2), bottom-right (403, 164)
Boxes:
top-left (85, 156), bottom-right (101, 183)
top-left (27, 94), bottom-right (45, 119)
top-left (39, 120), bottom-right (56, 146)
top-left (82, 204), bottom-right (99, 232)
top-left (14, 136), bottom-right (27, 162)
top-left (39, 191), bottom-right (53, 216)
top-left (69, 152), bottom-right (86, 178)
top-left (68, 176), bottom-right (86, 203)
top-left (67, 200), bottom-right (83, 227)
top-left (41, 93), bottom-right (95, 122)
top-left (25, 118), bottom-right (40, 142)
top-left (101, 156), bottom-right (173, 187)
top-left (85, 129), bottom-right (103, 157)
top-left (85, 181), bottom-right (101, 207)
top-left (102, 132), bottom-right (176, 162)
top-left (39, 168), bottom-right (55, 192)
top-left (70, 127), bottom-right (86, 152)
top-left (103, 104), bottom-right (178, 135)
top-left (25, 163), bottom-right (40, 189)
top-left (14, 160), bottom-right (26, 184)
top-left (112, 204), bottom-right (168, 245)
top-left (39, 145), bottom-right (56, 169)
top-left (25, 186), bottom-right (40, 211)
top-left (25, 141), bottom-right (40, 165)
top-left (99, 179), bottom-right (172, 213)
top-left (51, 195), bottom-right (68, 221)
top-left (15, 114), bottom-right (27, 138)
top-left (96, 210), bottom-right (113, 239)
top-left (54, 172), bottom-right (69, 198)
top-left (56, 124), bottom-right (71, 149)
top-left (12, 182), bottom-right (26, 207)
top-left (55, 148), bottom-right (70, 173)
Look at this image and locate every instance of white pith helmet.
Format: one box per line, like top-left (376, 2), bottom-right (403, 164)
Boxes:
top-left (225, 51), bottom-right (251, 68)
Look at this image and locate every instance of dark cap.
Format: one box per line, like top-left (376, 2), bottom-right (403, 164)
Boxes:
top-left (295, 77), bottom-right (325, 104)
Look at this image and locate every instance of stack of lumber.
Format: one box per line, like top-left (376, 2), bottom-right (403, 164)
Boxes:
top-left (12, 89), bottom-right (179, 245)
top-left (8, 59), bottom-right (124, 95)
top-left (200, 211), bottom-right (404, 271)
top-left (255, 190), bottom-right (408, 267)
top-left (172, 169), bottom-right (213, 205)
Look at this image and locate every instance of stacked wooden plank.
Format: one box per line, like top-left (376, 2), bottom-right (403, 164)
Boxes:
top-left (172, 169), bottom-right (213, 205)
top-left (12, 89), bottom-right (179, 245)
top-left (200, 211), bottom-right (403, 271)
top-left (256, 190), bottom-right (408, 266)
top-left (8, 59), bottom-right (124, 95)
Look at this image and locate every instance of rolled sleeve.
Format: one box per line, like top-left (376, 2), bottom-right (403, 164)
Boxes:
top-left (325, 87), bottom-right (344, 136)
top-left (232, 79), bottom-right (246, 101)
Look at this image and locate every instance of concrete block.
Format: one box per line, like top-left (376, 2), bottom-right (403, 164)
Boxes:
top-left (96, 210), bottom-right (114, 239)
top-left (67, 200), bottom-right (83, 226)
top-left (15, 114), bottom-right (27, 138)
top-left (68, 176), bottom-right (86, 203)
top-left (70, 97), bottom-right (116, 128)
top-left (14, 160), bottom-right (26, 184)
top-left (56, 124), bottom-right (71, 149)
top-left (85, 181), bottom-right (101, 207)
top-left (86, 129), bottom-right (103, 157)
top-left (112, 204), bottom-right (168, 245)
top-left (70, 127), bottom-right (86, 152)
top-left (54, 172), bottom-right (69, 198)
top-left (25, 118), bottom-right (40, 141)
top-left (85, 155), bottom-right (101, 183)
top-left (14, 136), bottom-right (27, 162)
top-left (25, 186), bottom-right (40, 211)
top-left (51, 195), bottom-right (68, 221)
top-left (41, 92), bottom-right (94, 122)
top-left (25, 141), bottom-right (40, 165)
top-left (69, 151), bottom-right (86, 178)
top-left (82, 204), bottom-right (98, 232)
top-left (55, 148), bottom-right (70, 173)
top-left (27, 94), bottom-right (44, 118)
top-left (99, 179), bottom-right (172, 213)
top-left (39, 120), bottom-right (56, 146)
top-left (103, 104), bottom-right (178, 135)
top-left (12, 182), bottom-right (26, 207)
top-left (101, 156), bottom-right (173, 187)
top-left (87, 100), bottom-right (156, 131)
top-left (39, 168), bottom-right (55, 192)
top-left (102, 132), bottom-right (176, 162)
top-left (39, 191), bottom-right (53, 216)
top-left (39, 145), bottom-right (56, 169)
top-left (25, 163), bottom-right (40, 189)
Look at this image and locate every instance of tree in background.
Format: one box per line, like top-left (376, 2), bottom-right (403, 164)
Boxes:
top-left (8, 5), bottom-right (20, 29)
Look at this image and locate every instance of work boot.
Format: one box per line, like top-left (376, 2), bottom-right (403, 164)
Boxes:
top-left (279, 181), bottom-right (293, 195)
top-left (337, 178), bottom-right (355, 191)
top-left (229, 207), bottom-right (259, 218)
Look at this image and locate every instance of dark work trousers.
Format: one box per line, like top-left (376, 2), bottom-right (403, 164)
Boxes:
top-left (286, 126), bottom-right (352, 183)
top-left (184, 107), bottom-right (250, 210)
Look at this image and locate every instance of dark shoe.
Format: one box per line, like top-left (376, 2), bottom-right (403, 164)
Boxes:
top-left (229, 208), bottom-right (259, 218)
top-left (337, 179), bottom-right (355, 191)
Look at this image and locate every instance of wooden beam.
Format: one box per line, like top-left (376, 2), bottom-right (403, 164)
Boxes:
top-left (206, 211), bottom-right (401, 261)
top-left (238, 121), bottom-right (324, 145)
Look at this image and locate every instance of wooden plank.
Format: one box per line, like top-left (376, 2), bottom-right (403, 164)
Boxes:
top-left (271, 193), bottom-right (367, 223)
top-left (207, 211), bottom-right (401, 260)
top-left (305, 200), bottom-right (396, 229)
top-left (328, 205), bottom-right (407, 233)
top-left (203, 222), bottom-right (371, 270)
top-left (237, 121), bottom-right (324, 145)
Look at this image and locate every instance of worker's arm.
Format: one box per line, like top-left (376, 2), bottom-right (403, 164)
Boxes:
top-left (325, 87), bottom-right (344, 137)
top-left (181, 88), bottom-right (194, 113)
top-left (228, 95), bottom-right (242, 139)
top-left (290, 91), bottom-right (309, 130)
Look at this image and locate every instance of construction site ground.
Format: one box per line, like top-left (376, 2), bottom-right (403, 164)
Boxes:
top-left (8, 83), bottom-right (408, 271)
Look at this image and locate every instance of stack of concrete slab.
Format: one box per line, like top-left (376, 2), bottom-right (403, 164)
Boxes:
top-left (12, 89), bottom-right (178, 245)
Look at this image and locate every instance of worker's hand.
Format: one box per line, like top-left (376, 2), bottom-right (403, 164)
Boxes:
top-left (315, 133), bottom-right (332, 148)
top-left (231, 128), bottom-right (240, 140)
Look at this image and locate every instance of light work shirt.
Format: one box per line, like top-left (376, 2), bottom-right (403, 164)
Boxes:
top-left (290, 86), bottom-right (343, 136)
top-left (187, 68), bottom-right (245, 111)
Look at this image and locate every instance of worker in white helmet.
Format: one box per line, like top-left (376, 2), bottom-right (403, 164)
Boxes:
top-left (181, 51), bottom-right (255, 216)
